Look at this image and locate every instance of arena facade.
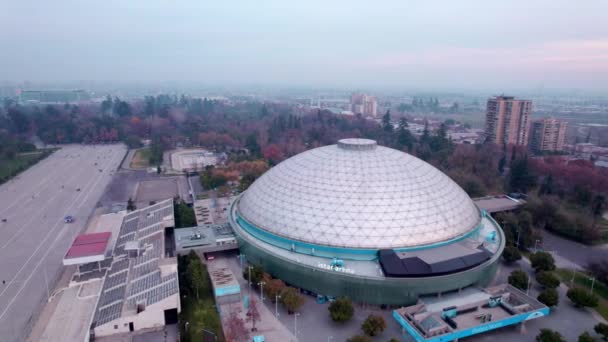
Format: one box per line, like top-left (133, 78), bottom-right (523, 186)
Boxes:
top-left (229, 139), bottom-right (505, 306)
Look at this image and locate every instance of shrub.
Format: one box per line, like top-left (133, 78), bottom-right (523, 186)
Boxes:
top-left (536, 271), bottom-right (560, 289)
top-left (530, 251), bottom-right (556, 272)
top-left (536, 329), bottom-right (566, 342)
top-left (567, 288), bottom-right (599, 308)
top-left (502, 246), bottom-right (522, 264)
top-left (328, 297), bottom-right (354, 323)
top-left (508, 270), bottom-right (529, 290)
top-left (578, 331), bottom-right (595, 342)
top-left (361, 314), bottom-right (387, 336)
top-left (537, 288), bottom-right (559, 307)
top-left (594, 322), bottom-right (608, 341)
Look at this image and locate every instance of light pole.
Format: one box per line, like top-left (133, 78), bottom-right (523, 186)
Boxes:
top-left (248, 266), bottom-right (253, 294)
top-left (571, 269), bottom-right (576, 286)
top-left (516, 229), bottom-right (521, 248)
top-left (526, 275), bottom-right (531, 295)
top-left (534, 239), bottom-right (541, 252)
top-left (294, 312), bottom-right (300, 341)
top-left (258, 281), bottom-right (266, 302)
top-left (590, 277), bottom-right (596, 295)
top-left (275, 295), bottom-right (281, 318)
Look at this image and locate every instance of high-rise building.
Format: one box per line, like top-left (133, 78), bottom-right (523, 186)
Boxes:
top-left (484, 96), bottom-right (532, 146)
top-left (530, 118), bottom-right (567, 152)
top-left (350, 93), bottom-right (377, 117)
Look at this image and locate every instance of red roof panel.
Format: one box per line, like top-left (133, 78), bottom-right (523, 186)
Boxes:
top-left (65, 232), bottom-right (111, 259)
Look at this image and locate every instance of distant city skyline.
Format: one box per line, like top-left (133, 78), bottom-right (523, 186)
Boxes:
top-left (2, 1), bottom-right (608, 91)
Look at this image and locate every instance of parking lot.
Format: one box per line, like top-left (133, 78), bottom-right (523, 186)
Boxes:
top-left (0, 144), bottom-right (126, 342)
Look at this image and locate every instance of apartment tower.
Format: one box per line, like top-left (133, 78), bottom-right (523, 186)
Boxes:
top-left (530, 118), bottom-right (567, 152)
top-left (484, 96), bottom-right (532, 146)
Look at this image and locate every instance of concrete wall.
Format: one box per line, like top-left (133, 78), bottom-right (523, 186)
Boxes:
top-left (93, 294), bottom-right (179, 337)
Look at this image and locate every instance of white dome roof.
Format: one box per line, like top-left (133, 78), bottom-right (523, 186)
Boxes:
top-left (237, 138), bottom-right (480, 249)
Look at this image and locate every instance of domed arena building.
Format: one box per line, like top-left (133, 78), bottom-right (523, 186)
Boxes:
top-left (229, 138), bottom-right (504, 306)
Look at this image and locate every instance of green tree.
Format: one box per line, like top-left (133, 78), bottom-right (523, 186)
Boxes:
top-left (567, 288), bottom-right (599, 308)
top-left (502, 246), bottom-right (522, 264)
top-left (280, 287), bottom-right (304, 314)
top-left (127, 197), bottom-right (136, 212)
top-left (361, 314), bottom-right (387, 336)
top-left (530, 252), bottom-right (556, 272)
top-left (536, 329), bottom-right (566, 342)
top-left (382, 110), bottom-right (393, 132)
top-left (594, 322), bottom-right (608, 340)
top-left (536, 271), bottom-right (560, 289)
top-left (328, 297), bottom-right (354, 323)
top-left (537, 288), bottom-right (559, 307)
top-left (579, 331), bottom-right (596, 342)
top-left (508, 270), bottom-right (529, 291)
top-left (187, 256), bottom-right (208, 300)
top-left (509, 156), bottom-right (536, 193)
top-left (345, 336), bottom-right (372, 342)
top-left (397, 118), bottom-right (413, 150)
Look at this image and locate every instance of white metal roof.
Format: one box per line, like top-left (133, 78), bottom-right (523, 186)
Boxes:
top-left (237, 139), bottom-right (480, 249)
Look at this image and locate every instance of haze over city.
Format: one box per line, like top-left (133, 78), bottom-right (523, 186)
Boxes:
top-left (3, 0), bottom-right (608, 91)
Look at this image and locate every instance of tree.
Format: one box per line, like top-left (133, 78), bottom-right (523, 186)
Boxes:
top-left (263, 276), bottom-right (286, 302)
top-left (530, 252), bottom-right (556, 272)
top-left (536, 271), bottom-right (560, 289)
top-left (502, 246), bottom-right (522, 264)
top-left (127, 197), bottom-right (136, 211)
top-left (186, 255), bottom-right (208, 300)
top-left (508, 270), bottom-right (529, 291)
top-left (328, 297), bottom-right (354, 322)
top-left (247, 297), bottom-right (261, 332)
top-left (509, 156), bottom-right (536, 193)
top-left (382, 110), bottom-right (393, 132)
top-left (536, 329), bottom-right (566, 342)
top-left (594, 322), bottom-right (608, 341)
top-left (578, 331), bottom-right (595, 342)
top-left (361, 314), bottom-right (387, 336)
top-left (397, 118), bottom-right (413, 150)
top-left (156, 165), bottom-right (161, 174)
top-left (345, 336), bottom-right (372, 342)
top-left (567, 288), bottom-right (599, 308)
top-left (225, 310), bottom-right (248, 342)
top-left (280, 287), bottom-right (304, 314)
top-left (243, 265), bottom-right (264, 285)
top-left (537, 288), bottom-right (559, 307)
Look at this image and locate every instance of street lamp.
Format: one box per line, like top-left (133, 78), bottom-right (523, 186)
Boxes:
top-left (589, 277), bottom-right (596, 295)
top-left (275, 295), bottom-right (281, 318)
top-left (294, 312), bottom-right (300, 341)
top-left (533, 239), bottom-right (541, 252)
top-left (248, 266), bottom-right (253, 294)
top-left (258, 281), bottom-right (266, 302)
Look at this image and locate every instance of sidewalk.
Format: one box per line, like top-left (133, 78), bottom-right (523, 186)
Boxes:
top-left (216, 256), bottom-right (296, 342)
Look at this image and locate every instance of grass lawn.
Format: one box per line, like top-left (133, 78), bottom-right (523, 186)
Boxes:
top-left (0, 150), bottom-right (53, 183)
top-left (555, 268), bottom-right (608, 320)
top-left (129, 148), bottom-right (151, 169)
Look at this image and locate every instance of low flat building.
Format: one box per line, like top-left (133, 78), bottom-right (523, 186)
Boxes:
top-left (208, 259), bottom-right (241, 305)
top-left (90, 199), bottom-right (180, 339)
top-left (473, 195), bottom-right (524, 214)
top-left (174, 223), bottom-right (238, 255)
top-left (393, 284), bottom-right (549, 341)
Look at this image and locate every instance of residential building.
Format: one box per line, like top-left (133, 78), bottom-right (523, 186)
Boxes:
top-left (484, 96), bottom-right (532, 146)
top-left (530, 118), bottom-right (567, 152)
top-left (350, 93), bottom-right (377, 117)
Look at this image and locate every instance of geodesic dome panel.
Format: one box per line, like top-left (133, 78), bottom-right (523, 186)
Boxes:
top-left (238, 139), bottom-right (480, 249)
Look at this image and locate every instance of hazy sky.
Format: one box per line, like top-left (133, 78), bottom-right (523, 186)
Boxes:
top-left (2, 0), bottom-right (608, 91)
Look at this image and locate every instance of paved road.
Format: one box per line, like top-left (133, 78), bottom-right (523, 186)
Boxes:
top-left (0, 144), bottom-right (127, 342)
top-left (541, 230), bottom-right (608, 267)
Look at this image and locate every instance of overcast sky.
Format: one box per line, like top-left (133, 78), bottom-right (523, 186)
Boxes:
top-left (2, 0), bottom-right (608, 91)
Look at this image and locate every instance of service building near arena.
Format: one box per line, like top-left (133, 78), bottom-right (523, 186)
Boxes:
top-left (229, 138), bottom-right (550, 341)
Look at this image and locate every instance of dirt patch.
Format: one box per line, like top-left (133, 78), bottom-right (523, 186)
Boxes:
top-left (129, 148), bottom-right (151, 169)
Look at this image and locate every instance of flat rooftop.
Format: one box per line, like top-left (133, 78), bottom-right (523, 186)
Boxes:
top-left (91, 199), bottom-right (179, 329)
top-left (473, 195), bottom-right (524, 213)
top-left (63, 232), bottom-right (111, 265)
top-left (394, 284), bottom-right (549, 342)
top-left (174, 223), bottom-right (235, 251)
